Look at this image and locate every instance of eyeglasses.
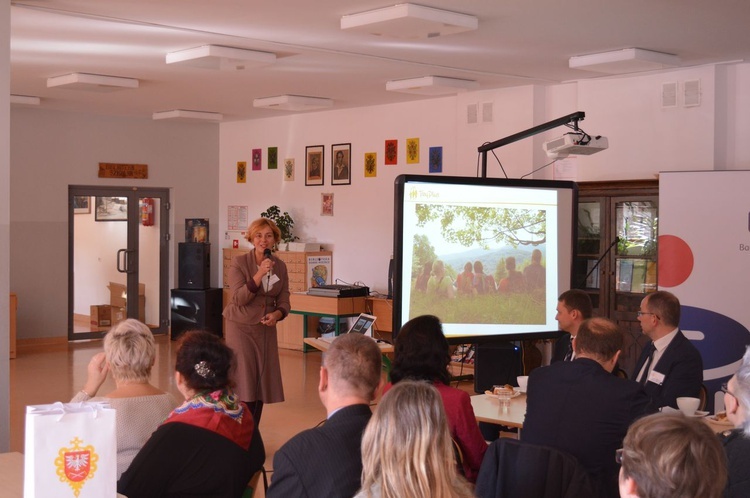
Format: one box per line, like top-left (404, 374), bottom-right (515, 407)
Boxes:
top-left (722, 382), bottom-right (736, 399)
top-left (636, 311), bottom-right (657, 318)
top-left (615, 448), bottom-right (624, 464)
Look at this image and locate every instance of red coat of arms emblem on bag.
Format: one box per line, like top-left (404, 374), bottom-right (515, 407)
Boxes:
top-left (54, 437), bottom-right (99, 497)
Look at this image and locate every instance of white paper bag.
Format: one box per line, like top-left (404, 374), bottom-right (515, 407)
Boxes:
top-left (24, 401), bottom-right (117, 498)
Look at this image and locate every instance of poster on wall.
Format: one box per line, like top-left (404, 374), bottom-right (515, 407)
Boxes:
top-left (228, 205), bottom-right (249, 231)
top-left (660, 170), bottom-right (750, 412)
top-left (307, 254), bottom-right (332, 288)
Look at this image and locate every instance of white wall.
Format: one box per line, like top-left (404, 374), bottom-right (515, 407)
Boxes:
top-left (1, 0), bottom-right (11, 452)
top-left (10, 109), bottom-right (220, 339)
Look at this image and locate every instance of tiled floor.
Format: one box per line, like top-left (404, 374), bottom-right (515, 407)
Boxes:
top-left (9, 334), bottom-right (477, 497)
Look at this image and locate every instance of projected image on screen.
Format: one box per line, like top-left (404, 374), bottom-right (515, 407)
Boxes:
top-left (394, 175), bottom-right (576, 343)
top-left (409, 204), bottom-right (547, 325)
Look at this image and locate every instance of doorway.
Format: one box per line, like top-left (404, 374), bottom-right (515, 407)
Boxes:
top-left (68, 186), bottom-right (170, 340)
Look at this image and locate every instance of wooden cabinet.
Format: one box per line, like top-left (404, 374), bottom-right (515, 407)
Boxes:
top-left (576, 180), bottom-right (658, 376)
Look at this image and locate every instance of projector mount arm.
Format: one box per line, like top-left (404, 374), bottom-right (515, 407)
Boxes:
top-left (477, 111), bottom-right (586, 178)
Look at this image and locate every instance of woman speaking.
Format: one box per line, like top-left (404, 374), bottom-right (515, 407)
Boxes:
top-left (223, 217), bottom-right (290, 425)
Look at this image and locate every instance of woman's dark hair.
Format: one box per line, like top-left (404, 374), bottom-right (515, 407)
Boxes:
top-left (175, 330), bottom-right (235, 392)
top-left (391, 315), bottom-right (451, 385)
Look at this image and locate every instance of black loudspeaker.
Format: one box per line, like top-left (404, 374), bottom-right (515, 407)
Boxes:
top-left (170, 288), bottom-right (223, 341)
top-left (473, 342), bottom-right (523, 394)
top-left (179, 242), bottom-right (210, 289)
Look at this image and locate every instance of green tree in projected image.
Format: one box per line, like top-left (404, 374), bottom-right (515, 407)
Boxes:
top-left (408, 205), bottom-right (547, 325)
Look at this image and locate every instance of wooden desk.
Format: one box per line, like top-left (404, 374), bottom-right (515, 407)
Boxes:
top-left (290, 293), bottom-right (367, 351)
top-left (304, 337), bottom-right (394, 377)
top-left (470, 393), bottom-right (526, 429)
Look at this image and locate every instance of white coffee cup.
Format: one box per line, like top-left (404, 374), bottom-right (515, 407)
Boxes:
top-left (517, 376), bottom-right (529, 392)
top-left (676, 397), bottom-right (700, 416)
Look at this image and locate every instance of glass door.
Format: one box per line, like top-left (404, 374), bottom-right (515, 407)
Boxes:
top-left (68, 186), bottom-right (170, 340)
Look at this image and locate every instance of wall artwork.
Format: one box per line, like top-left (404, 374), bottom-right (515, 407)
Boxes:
top-left (321, 193), bottom-right (334, 216)
top-left (331, 143), bottom-right (351, 185)
top-left (306, 145), bottom-right (324, 186)
top-left (429, 146), bottom-right (443, 173)
top-left (385, 139), bottom-right (398, 165)
top-left (95, 196), bottom-right (128, 221)
top-left (73, 195), bottom-right (91, 214)
top-left (268, 147), bottom-right (278, 169)
top-left (406, 138), bottom-right (420, 164)
top-left (252, 148), bottom-right (262, 171)
top-left (364, 152), bottom-right (377, 178)
top-left (237, 161), bottom-right (247, 183)
top-left (284, 158), bottom-right (295, 181)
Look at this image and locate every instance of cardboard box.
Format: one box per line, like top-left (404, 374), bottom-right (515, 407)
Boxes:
top-left (108, 282), bottom-right (146, 323)
top-left (110, 306), bottom-right (126, 326)
top-left (90, 305), bottom-right (112, 327)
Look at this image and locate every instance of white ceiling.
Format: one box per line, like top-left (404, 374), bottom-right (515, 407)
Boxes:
top-left (10, 0), bottom-right (750, 122)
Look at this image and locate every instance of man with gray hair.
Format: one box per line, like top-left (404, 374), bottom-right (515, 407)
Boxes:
top-left (267, 333), bottom-right (382, 498)
top-left (720, 346), bottom-right (750, 496)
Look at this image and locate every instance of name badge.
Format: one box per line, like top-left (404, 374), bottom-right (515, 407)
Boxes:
top-left (648, 370), bottom-right (665, 386)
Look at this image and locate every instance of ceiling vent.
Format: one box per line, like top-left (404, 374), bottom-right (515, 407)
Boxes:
top-left (47, 73), bottom-right (139, 91)
top-left (386, 76), bottom-right (479, 95)
top-left (569, 48), bottom-right (680, 74)
top-left (166, 45), bottom-right (276, 70)
top-left (253, 95), bottom-right (334, 112)
top-left (341, 3), bottom-right (478, 38)
top-left (152, 110), bottom-right (223, 122)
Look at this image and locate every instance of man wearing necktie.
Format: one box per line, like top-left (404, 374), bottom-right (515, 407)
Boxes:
top-left (551, 290), bottom-right (593, 363)
top-left (632, 291), bottom-right (703, 410)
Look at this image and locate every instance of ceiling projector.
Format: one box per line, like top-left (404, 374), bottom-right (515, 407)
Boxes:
top-left (543, 132), bottom-right (609, 158)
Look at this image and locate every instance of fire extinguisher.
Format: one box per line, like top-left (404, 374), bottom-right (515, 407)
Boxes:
top-left (141, 198), bottom-right (154, 226)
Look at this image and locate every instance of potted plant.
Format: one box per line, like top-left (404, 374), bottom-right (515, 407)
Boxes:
top-left (260, 205), bottom-right (298, 250)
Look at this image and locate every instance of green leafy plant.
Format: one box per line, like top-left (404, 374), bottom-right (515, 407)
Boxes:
top-left (260, 205), bottom-right (299, 245)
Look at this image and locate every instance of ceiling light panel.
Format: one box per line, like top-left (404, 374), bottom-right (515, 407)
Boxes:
top-left (10, 94), bottom-right (41, 105)
top-left (47, 73), bottom-right (139, 91)
top-left (253, 95), bottom-right (334, 112)
top-left (386, 76), bottom-right (479, 95)
top-left (166, 45), bottom-right (276, 70)
top-left (569, 48), bottom-right (680, 74)
top-left (341, 3), bottom-right (478, 38)
top-left (152, 110), bottom-right (223, 121)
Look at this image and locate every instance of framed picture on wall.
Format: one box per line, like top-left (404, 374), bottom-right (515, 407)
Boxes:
top-left (331, 143), bottom-right (351, 185)
top-left (305, 145), bottom-right (324, 186)
top-left (95, 196), bottom-right (128, 221)
top-left (73, 196), bottom-right (91, 214)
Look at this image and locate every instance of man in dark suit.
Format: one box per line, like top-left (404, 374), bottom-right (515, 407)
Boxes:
top-left (632, 290), bottom-right (703, 410)
top-left (523, 317), bottom-right (651, 498)
top-left (267, 333), bottom-right (382, 498)
top-left (551, 289), bottom-right (593, 363)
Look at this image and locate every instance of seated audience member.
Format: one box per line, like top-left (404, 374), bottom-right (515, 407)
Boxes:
top-left (385, 315), bottom-right (487, 482)
top-left (498, 256), bottom-right (525, 293)
top-left (522, 317), bottom-right (651, 498)
top-left (428, 260), bottom-right (455, 299)
top-left (618, 413), bottom-right (727, 498)
top-left (71, 319), bottom-right (176, 478)
top-left (355, 381), bottom-right (474, 498)
top-left (415, 260), bottom-right (433, 292)
top-left (472, 260), bottom-right (496, 294)
top-left (720, 346), bottom-right (750, 497)
top-left (118, 330), bottom-right (264, 498)
top-left (523, 248), bottom-right (546, 290)
top-left (633, 290), bottom-right (703, 409)
top-left (551, 289), bottom-right (593, 363)
top-left (455, 262), bottom-right (474, 295)
top-left (267, 333), bottom-right (382, 498)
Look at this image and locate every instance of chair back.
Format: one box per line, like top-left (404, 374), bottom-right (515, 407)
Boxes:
top-left (452, 437), bottom-right (466, 477)
top-left (475, 438), bottom-right (598, 498)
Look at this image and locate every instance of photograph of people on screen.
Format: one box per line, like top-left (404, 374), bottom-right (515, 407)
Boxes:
top-left (409, 204), bottom-right (547, 325)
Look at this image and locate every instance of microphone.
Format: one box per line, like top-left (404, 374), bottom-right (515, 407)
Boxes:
top-left (263, 248), bottom-right (273, 277)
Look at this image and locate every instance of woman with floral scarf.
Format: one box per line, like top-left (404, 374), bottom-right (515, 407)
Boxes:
top-left (118, 331), bottom-right (265, 498)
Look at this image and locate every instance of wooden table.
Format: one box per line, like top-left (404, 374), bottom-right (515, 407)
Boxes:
top-left (290, 293), bottom-right (367, 351)
top-left (470, 393), bottom-right (527, 429)
top-left (304, 337), bottom-right (394, 377)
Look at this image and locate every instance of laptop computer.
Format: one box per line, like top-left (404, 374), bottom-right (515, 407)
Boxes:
top-left (318, 313), bottom-right (377, 342)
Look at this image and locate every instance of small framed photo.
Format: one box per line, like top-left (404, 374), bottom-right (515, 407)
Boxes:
top-left (95, 196), bottom-right (128, 221)
top-left (331, 143), bottom-right (351, 185)
top-left (73, 196), bottom-right (91, 214)
top-left (321, 193), bottom-right (334, 216)
top-left (306, 145), bottom-right (324, 186)
top-left (284, 158), bottom-right (295, 181)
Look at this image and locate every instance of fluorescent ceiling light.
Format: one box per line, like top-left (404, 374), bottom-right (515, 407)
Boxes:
top-left (10, 94), bottom-right (41, 105)
top-left (569, 48), bottom-right (680, 74)
top-left (253, 95), bottom-right (334, 112)
top-left (166, 45), bottom-right (276, 70)
top-left (47, 73), bottom-right (139, 91)
top-left (386, 76), bottom-right (479, 95)
top-left (152, 110), bottom-right (223, 122)
top-left (341, 3), bottom-right (478, 38)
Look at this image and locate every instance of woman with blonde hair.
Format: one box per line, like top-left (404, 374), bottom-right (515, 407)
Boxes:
top-left (71, 318), bottom-right (176, 478)
top-left (356, 381), bottom-right (474, 498)
top-left (223, 217), bottom-right (291, 425)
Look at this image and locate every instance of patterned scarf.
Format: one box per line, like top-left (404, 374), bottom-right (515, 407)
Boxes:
top-left (164, 389), bottom-right (254, 450)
